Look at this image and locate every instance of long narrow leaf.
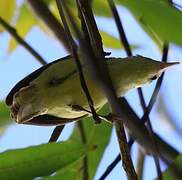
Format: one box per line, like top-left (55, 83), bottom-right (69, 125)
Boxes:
top-left (0, 141), bottom-right (87, 180)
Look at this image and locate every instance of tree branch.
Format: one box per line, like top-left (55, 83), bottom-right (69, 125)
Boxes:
top-left (108, 0), bottom-right (164, 178)
top-left (0, 16), bottom-right (47, 65)
top-left (49, 125), bottom-right (65, 142)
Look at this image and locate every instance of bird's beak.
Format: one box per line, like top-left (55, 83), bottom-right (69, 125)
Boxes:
top-left (160, 62), bottom-right (180, 70)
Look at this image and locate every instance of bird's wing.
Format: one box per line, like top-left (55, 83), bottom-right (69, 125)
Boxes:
top-left (22, 114), bottom-right (86, 126)
top-left (6, 55), bottom-right (72, 106)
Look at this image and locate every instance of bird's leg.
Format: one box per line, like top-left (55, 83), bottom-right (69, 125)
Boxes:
top-left (69, 104), bottom-right (118, 124)
top-left (69, 104), bottom-right (103, 124)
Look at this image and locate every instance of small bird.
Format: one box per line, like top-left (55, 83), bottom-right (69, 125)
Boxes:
top-left (6, 55), bottom-right (178, 126)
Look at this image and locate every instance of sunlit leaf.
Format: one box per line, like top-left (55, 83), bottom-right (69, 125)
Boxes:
top-left (54, 0), bottom-right (112, 17)
top-left (39, 0), bottom-right (80, 38)
top-left (69, 105), bottom-right (112, 179)
top-left (118, 0), bottom-right (182, 46)
top-left (0, 0), bottom-right (16, 32)
top-left (101, 31), bottom-right (122, 49)
top-left (100, 30), bottom-right (138, 49)
top-left (163, 154), bottom-right (182, 180)
top-left (8, 3), bottom-right (37, 52)
top-left (0, 140), bottom-right (87, 180)
top-left (92, 0), bottom-right (112, 17)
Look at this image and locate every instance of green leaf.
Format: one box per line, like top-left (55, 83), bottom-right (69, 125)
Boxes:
top-left (163, 154), bottom-right (182, 180)
top-left (8, 3), bottom-right (37, 52)
top-left (118, 0), bottom-right (182, 46)
top-left (42, 158), bottom-right (83, 180)
top-left (70, 105), bottom-right (113, 179)
top-left (56, 0), bottom-right (112, 17)
top-left (0, 101), bottom-right (11, 127)
top-left (101, 31), bottom-right (122, 49)
top-left (0, 0), bottom-right (16, 32)
top-left (92, 0), bottom-right (112, 17)
top-left (0, 140), bottom-right (87, 180)
top-left (100, 30), bottom-right (138, 49)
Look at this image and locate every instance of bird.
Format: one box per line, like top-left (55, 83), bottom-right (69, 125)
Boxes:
top-left (6, 55), bottom-right (178, 126)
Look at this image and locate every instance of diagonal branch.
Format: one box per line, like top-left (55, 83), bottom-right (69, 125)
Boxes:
top-left (107, 0), bottom-right (163, 178)
top-left (141, 44), bottom-right (169, 122)
top-left (0, 16), bottom-right (47, 65)
top-left (49, 125), bottom-right (65, 142)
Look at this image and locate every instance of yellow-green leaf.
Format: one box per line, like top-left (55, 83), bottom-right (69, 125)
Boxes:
top-left (163, 154), bottom-right (182, 180)
top-left (0, 140), bottom-right (87, 180)
top-left (0, 0), bottom-right (16, 32)
top-left (92, 0), bottom-right (112, 17)
top-left (8, 3), bottom-right (37, 52)
top-left (100, 30), bottom-right (138, 49)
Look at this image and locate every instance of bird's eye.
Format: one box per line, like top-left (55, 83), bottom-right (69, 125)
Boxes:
top-left (150, 75), bottom-right (158, 80)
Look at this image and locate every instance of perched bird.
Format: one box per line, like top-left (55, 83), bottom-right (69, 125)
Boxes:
top-left (6, 55), bottom-right (178, 126)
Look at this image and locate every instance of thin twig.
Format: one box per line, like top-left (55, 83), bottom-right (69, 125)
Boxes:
top-left (107, 0), bottom-right (132, 56)
top-left (141, 44), bottom-right (169, 122)
top-left (28, 0), bottom-right (70, 51)
top-left (49, 125), bottom-right (65, 142)
top-left (0, 16), bottom-right (47, 65)
top-left (139, 44), bottom-right (169, 180)
top-left (99, 154), bottom-right (120, 180)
